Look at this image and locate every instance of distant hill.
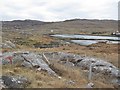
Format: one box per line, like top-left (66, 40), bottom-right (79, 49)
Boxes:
top-left (2, 19), bottom-right (50, 30)
top-left (2, 19), bottom-right (118, 35)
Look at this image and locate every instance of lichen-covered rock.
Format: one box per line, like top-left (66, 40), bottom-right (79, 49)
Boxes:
top-left (76, 57), bottom-right (119, 77)
top-left (1, 75), bottom-right (30, 88)
top-left (44, 52), bottom-right (119, 78)
top-left (1, 51), bottom-right (57, 76)
top-left (113, 79), bottom-right (120, 88)
top-left (1, 51), bottom-right (119, 79)
top-left (21, 52), bottom-right (57, 75)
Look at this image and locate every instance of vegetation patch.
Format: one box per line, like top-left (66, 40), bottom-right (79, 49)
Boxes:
top-left (33, 41), bottom-right (63, 48)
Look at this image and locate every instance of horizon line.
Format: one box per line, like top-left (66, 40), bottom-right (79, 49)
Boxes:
top-left (1, 18), bottom-right (118, 22)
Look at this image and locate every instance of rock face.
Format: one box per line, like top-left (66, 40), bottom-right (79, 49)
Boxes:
top-left (44, 52), bottom-right (119, 78)
top-left (44, 52), bottom-right (120, 87)
top-left (1, 51), bottom-right (120, 87)
top-left (112, 77), bottom-right (120, 89)
top-left (21, 53), bottom-right (56, 75)
top-left (76, 57), bottom-right (119, 77)
top-left (1, 51), bottom-right (57, 76)
top-left (0, 75), bottom-right (30, 88)
top-left (2, 51), bottom-right (119, 78)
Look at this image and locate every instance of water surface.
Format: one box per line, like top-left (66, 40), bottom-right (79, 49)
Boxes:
top-left (51, 34), bottom-right (120, 41)
top-left (51, 34), bottom-right (120, 46)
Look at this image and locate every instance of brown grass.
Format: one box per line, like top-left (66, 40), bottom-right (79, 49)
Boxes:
top-left (2, 19), bottom-right (118, 88)
top-left (2, 59), bottom-right (114, 88)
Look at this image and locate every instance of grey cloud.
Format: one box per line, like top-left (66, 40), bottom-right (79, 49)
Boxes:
top-left (0, 0), bottom-right (119, 21)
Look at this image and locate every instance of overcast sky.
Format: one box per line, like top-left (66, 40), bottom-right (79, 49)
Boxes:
top-left (0, 0), bottom-right (119, 21)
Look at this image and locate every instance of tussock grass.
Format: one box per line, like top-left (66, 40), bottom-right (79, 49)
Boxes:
top-left (2, 57), bottom-right (114, 88)
top-left (2, 61), bottom-right (88, 88)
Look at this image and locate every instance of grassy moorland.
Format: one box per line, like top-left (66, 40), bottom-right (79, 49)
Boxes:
top-left (1, 19), bottom-right (119, 88)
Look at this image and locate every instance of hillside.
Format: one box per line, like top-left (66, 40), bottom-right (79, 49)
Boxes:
top-left (2, 19), bottom-right (117, 35)
top-left (1, 19), bottom-right (119, 88)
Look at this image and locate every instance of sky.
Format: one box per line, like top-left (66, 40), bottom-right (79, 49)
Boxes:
top-left (0, 0), bottom-right (119, 21)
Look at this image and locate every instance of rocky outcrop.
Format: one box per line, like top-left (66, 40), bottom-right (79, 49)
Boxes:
top-left (1, 51), bottom-right (120, 87)
top-left (1, 51), bottom-right (57, 76)
top-left (76, 57), bottom-right (119, 77)
top-left (44, 52), bottom-right (119, 78)
top-left (0, 75), bottom-right (30, 88)
top-left (2, 51), bottom-right (119, 77)
top-left (44, 52), bottom-right (120, 87)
